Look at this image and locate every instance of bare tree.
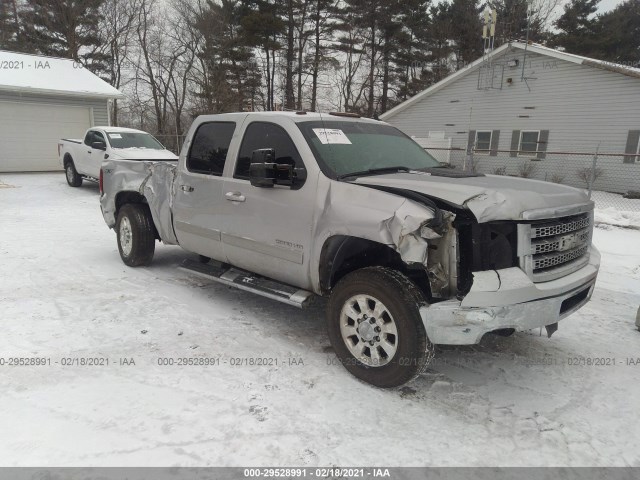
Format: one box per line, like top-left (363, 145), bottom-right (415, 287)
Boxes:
top-left (96, 0), bottom-right (140, 125)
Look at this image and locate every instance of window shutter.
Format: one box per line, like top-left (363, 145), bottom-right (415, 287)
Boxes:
top-left (510, 130), bottom-right (520, 157)
top-left (536, 130), bottom-right (549, 160)
top-left (624, 130), bottom-right (640, 164)
top-left (467, 130), bottom-right (476, 153)
top-left (490, 130), bottom-right (500, 156)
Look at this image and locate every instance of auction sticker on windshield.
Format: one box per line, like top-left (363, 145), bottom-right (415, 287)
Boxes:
top-left (109, 134), bottom-right (123, 139)
top-left (313, 128), bottom-right (352, 145)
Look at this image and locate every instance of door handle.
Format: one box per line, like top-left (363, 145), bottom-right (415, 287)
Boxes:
top-left (225, 191), bottom-right (246, 202)
top-left (87, 151), bottom-right (92, 154)
top-left (181, 184), bottom-right (194, 192)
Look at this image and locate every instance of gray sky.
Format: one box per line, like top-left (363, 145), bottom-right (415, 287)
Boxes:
top-left (596, 0), bottom-right (625, 13)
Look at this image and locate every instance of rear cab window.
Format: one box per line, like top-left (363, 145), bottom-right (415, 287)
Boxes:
top-left (187, 122), bottom-right (236, 176)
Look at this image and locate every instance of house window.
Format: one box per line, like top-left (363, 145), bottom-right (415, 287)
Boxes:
top-left (519, 131), bottom-right (540, 156)
top-left (475, 131), bottom-right (492, 153)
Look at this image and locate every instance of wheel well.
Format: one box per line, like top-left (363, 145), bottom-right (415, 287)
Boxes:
top-left (115, 193), bottom-right (159, 240)
top-left (115, 191), bottom-right (147, 218)
top-left (319, 235), bottom-right (431, 299)
top-left (63, 154), bottom-right (73, 168)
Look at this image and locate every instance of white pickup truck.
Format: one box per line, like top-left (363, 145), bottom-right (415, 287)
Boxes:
top-left (58, 127), bottom-right (178, 187)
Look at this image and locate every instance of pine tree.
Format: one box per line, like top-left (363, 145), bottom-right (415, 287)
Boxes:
top-left (240, 0), bottom-right (285, 110)
top-left (551, 0), bottom-right (601, 57)
top-left (21, 0), bottom-right (110, 74)
top-left (195, 0), bottom-right (261, 113)
top-left (597, 0), bottom-right (640, 66)
top-left (449, 0), bottom-right (483, 70)
top-left (0, 0), bottom-right (20, 50)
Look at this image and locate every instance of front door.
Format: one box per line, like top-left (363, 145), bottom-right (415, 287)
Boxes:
top-left (221, 120), bottom-right (317, 289)
top-left (173, 121), bottom-right (238, 263)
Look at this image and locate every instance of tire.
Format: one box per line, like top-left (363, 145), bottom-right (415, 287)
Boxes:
top-left (326, 267), bottom-right (433, 388)
top-left (65, 160), bottom-right (82, 187)
top-left (116, 204), bottom-right (156, 267)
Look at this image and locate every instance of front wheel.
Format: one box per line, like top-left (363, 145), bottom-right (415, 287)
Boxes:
top-left (65, 160), bottom-right (82, 187)
top-left (326, 267), bottom-right (433, 388)
top-left (116, 204), bottom-right (156, 267)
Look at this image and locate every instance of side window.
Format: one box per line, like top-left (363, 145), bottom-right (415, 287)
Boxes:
top-left (475, 131), bottom-right (492, 152)
top-left (235, 122), bottom-right (304, 179)
top-left (187, 122), bottom-right (236, 175)
top-left (94, 131), bottom-right (106, 145)
top-left (84, 131), bottom-right (95, 146)
top-left (519, 131), bottom-right (540, 156)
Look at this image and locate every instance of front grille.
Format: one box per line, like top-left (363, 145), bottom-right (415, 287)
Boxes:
top-left (533, 244), bottom-right (589, 270)
top-left (519, 211), bottom-right (593, 282)
top-left (531, 228), bottom-right (590, 255)
top-left (531, 216), bottom-right (591, 239)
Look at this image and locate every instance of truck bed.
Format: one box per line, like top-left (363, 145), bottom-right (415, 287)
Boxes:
top-left (101, 159), bottom-right (178, 245)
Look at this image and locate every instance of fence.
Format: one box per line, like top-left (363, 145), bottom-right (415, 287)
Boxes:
top-left (426, 147), bottom-right (640, 212)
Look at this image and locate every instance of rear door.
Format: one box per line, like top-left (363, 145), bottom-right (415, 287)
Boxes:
top-left (221, 119), bottom-right (317, 288)
top-left (172, 120), bottom-right (239, 263)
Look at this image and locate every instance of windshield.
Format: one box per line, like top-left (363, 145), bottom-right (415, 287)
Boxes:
top-left (106, 132), bottom-right (165, 150)
top-left (297, 120), bottom-right (441, 178)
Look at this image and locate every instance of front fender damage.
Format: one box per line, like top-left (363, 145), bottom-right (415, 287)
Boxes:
top-left (381, 200), bottom-right (456, 298)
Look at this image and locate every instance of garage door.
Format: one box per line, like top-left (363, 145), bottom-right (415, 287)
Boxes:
top-left (0, 101), bottom-right (92, 172)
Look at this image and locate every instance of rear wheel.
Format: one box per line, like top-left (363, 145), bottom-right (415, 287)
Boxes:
top-left (327, 267), bottom-right (433, 388)
top-left (116, 204), bottom-right (155, 267)
top-left (65, 160), bottom-right (82, 187)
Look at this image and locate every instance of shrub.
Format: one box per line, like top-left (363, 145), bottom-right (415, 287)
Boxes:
top-left (518, 161), bottom-right (538, 178)
top-left (576, 167), bottom-right (605, 187)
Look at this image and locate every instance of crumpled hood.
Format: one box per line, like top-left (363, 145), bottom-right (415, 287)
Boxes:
top-left (355, 172), bottom-right (593, 222)
top-left (110, 148), bottom-right (178, 161)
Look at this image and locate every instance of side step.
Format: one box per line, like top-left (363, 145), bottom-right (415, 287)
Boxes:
top-left (179, 259), bottom-right (315, 308)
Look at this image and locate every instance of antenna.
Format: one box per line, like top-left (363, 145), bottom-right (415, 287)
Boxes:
top-left (478, 8), bottom-right (500, 90)
top-left (521, 0), bottom-right (534, 81)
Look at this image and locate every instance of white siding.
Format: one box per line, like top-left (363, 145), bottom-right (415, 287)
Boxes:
top-left (0, 92), bottom-right (109, 172)
top-left (0, 92), bottom-right (109, 126)
top-left (386, 47), bottom-right (640, 193)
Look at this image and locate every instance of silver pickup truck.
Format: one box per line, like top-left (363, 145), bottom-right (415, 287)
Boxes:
top-left (99, 112), bottom-right (600, 387)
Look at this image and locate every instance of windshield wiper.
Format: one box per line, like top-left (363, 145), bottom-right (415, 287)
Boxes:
top-left (337, 166), bottom-right (411, 180)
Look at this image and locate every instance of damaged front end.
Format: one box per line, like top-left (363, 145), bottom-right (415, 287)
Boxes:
top-left (380, 200), bottom-right (457, 300)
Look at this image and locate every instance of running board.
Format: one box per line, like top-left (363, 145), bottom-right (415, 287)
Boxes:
top-left (179, 259), bottom-right (315, 308)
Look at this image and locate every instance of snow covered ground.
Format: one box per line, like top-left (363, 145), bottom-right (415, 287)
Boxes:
top-left (1, 173), bottom-right (639, 467)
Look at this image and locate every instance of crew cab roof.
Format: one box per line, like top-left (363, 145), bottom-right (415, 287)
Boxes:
top-left (193, 111), bottom-right (384, 125)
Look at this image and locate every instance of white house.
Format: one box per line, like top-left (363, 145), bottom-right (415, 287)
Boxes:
top-left (381, 42), bottom-right (640, 193)
top-left (0, 50), bottom-right (123, 172)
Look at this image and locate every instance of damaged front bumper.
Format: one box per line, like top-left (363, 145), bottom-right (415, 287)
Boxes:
top-left (421, 247), bottom-right (600, 345)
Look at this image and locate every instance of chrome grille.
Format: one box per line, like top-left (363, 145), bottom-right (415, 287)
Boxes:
top-left (531, 228), bottom-right (590, 255)
top-left (531, 216), bottom-right (591, 239)
top-left (519, 211), bottom-right (593, 282)
top-left (533, 245), bottom-right (589, 271)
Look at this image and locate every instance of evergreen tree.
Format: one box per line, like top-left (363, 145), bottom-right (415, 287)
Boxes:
top-left (21, 0), bottom-right (110, 74)
top-left (394, 0), bottom-right (433, 103)
top-left (551, 0), bottom-right (601, 57)
top-left (488, 0), bottom-right (545, 45)
top-left (0, 0), bottom-right (20, 50)
top-left (449, 0), bottom-right (483, 69)
top-left (597, 0), bottom-right (640, 66)
top-left (195, 0), bottom-right (261, 113)
top-left (240, 0), bottom-right (285, 110)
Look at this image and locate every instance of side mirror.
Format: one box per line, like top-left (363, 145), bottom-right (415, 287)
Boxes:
top-left (249, 148), bottom-right (307, 189)
top-left (249, 149), bottom-right (277, 188)
top-left (92, 141), bottom-right (107, 151)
